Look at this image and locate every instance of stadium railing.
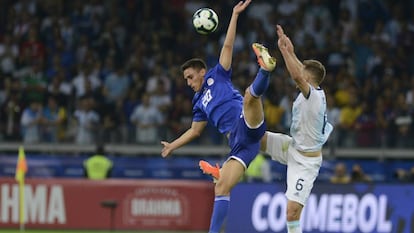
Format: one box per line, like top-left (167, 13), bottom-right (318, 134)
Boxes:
top-left (0, 142), bottom-right (413, 159)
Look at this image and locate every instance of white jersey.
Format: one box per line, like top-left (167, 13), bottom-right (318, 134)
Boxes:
top-left (290, 84), bottom-right (333, 152)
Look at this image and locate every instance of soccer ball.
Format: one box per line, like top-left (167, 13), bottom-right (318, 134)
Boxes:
top-left (192, 8), bottom-right (219, 35)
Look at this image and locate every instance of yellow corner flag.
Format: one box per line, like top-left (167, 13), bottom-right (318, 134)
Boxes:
top-left (15, 146), bottom-right (27, 231)
top-left (15, 146), bottom-right (28, 182)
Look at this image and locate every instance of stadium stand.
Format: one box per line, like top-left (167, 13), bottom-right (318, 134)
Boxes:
top-left (0, 0), bottom-right (413, 183)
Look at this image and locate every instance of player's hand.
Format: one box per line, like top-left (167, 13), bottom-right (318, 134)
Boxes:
top-left (233, 0), bottom-right (251, 15)
top-left (161, 141), bottom-right (173, 158)
top-left (276, 24), bottom-right (285, 38)
top-left (276, 24), bottom-right (294, 54)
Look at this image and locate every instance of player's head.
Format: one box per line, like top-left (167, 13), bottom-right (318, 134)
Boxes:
top-left (303, 60), bottom-right (326, 85)
top-left (96, 144), bottom-right (105, 155)
top-left (181, 58), bottom-right (207, 92)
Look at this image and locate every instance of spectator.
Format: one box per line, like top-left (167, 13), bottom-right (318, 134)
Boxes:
top-left (102, 64), bottom-right (130, 104)
top-left (60, 16), bottom-right (75, 50)
top-left (338, 7), bottom-right (356, 45)
top-left (0, 79), bottom-right (24, 141)
top-left (73, 96), bottom-right (100, 145)
top-left (395, 166), bottom-right (414, 182)
top-left (276, 0), bottom-right (300, 19)
top-left (354, 101), bottom-right (377, 147)
top-left (122, 88), bottom-right (141, 143)
top-left (0, 0), bottom-right (410, 149)
top-left (41, 96), bottom-right (66, 142)
top-left (83, 145), bottom-right (113, 180)
top-left (303, 0), bottom-right (333, 35)
top-left (146, 65), bottom-right (171, 94)
top-left (48, 38), bottom-right (75, 78)
top-left (333, 71), bottom-right (354, 108)
top-left (47, 70), bottom-right (72, 107)
top-left (375, 96), bottom-right (392, 147)
top-left (0, 34), bottom-right (19, 75)
top-left (338, 93), bottom-right (362, 147)
top-left (100, 100), bottom-right (123, 144)
top-left (246, 0), bottom-right (273, 37)
top-left (21, 61), bottom-right (47, 103)
top-left (390, 93), bottom-right (413, 148)
top-left (19, 27), bottom-right (45, 61)
top-left (149, 79), bottom-right (172, 132)
top-left (72, 65), bottom-right (101, 98)
top-left (278, 84), bottom-right (295, 134)
top-left (350, 164), bottom-right (372, 182)
top-left (263, 97), bottom-right (285, 132)
top-left (20, 99), bottom-right (43, 143)
top-left (167, 94), bottom-right (193, 140)
top-left (99, 56), bottom-right (115, 81)
top-left (330, 162), bottom-right (351, 184)
top-left (130, 93), bottom-right (163, 144)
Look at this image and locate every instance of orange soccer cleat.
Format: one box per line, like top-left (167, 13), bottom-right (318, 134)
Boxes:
top-left (199, 160), bottom-right (220, 180)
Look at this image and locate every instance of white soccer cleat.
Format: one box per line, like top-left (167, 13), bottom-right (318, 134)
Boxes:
top-left (252, 43), bottom-right (277, 72)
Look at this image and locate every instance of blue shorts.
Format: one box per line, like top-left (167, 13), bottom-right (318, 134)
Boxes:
top-left (227, 115), bottom-right (266, 168)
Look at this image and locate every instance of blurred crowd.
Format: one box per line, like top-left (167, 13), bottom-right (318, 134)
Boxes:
top-left (0, 0), bottom-right (413, 148)
top-left (329, 161), bottom-right (414, 183)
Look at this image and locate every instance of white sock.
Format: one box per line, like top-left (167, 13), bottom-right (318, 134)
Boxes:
top-left (287, 220), bottom-right (302, 233)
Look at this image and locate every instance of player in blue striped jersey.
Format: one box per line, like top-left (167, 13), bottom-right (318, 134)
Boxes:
top-left (160, 1), bottom-right (276, 232)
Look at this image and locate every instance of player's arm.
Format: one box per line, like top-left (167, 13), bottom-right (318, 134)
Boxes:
top-left (219, 0), bottom-right (251, 71)
top-left (161, 121), bottom-right (207, 157)
top-left (276, 24), bottom-right (310, 97)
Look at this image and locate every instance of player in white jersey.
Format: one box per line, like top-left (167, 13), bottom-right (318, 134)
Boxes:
top-left (261, 25), bottom-right (333, 233)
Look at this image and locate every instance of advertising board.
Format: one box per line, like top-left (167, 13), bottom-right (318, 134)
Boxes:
top-left (227, 183), bottom-right (414, 233)
top-left (0, 178), bottom-right (214, 230)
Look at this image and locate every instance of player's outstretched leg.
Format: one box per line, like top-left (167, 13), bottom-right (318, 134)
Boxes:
top-left (249, 43), bottom-right (276, 98)
top-left (243, 43), bottom-right (276, 128)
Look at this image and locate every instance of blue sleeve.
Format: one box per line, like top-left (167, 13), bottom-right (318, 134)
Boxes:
top-left (193, 105), bottom-right (207, 122)
top-left (208, 63), bottom-right (232, 81)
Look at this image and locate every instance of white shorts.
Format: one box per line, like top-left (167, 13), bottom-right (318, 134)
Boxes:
top-left (265, 132), bottom-right (322, 206)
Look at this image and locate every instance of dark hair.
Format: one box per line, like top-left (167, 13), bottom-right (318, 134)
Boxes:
top-left (180, 58), bottom-right (207, 73)
top-left (96, 145), bottom-right (105, 155)
top-left (303, 59), bottom-right (326, 85)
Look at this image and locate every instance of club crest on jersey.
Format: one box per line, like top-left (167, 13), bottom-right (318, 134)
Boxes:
top-left (207, 78), bottom-right (214, 86)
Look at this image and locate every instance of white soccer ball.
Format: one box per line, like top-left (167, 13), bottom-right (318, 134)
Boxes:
top-left (192, 8), bottom-right (219, 35)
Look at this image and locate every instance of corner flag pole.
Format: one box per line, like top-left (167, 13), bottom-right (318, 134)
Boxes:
top-left (15, 146), bottom-right (28, 232)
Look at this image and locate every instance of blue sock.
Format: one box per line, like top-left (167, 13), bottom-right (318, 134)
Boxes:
top-left (209, 196), bottom-right (230, 233)
top-left (249, 68), bottom-right (270, 97)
